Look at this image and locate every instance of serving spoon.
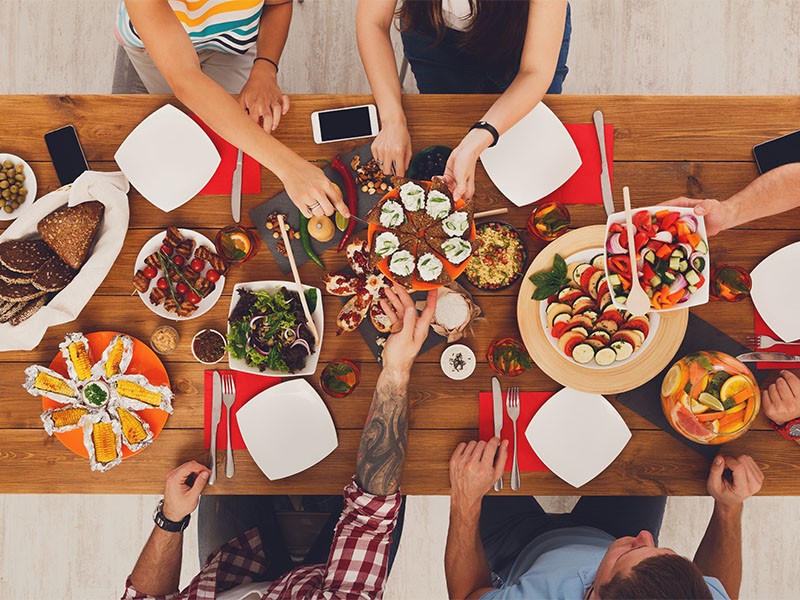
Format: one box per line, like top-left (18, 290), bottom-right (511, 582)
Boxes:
top-left (622, 186), bottom-right (650, 316)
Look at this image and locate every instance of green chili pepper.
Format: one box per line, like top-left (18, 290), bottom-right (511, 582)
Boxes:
top-left (299, 213), bottom-right (325, 270)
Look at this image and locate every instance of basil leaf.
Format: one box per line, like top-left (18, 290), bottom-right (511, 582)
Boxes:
top-left (532, 285), bottom-right (557, 301)
top-left (529, 272), bottom-right (553, 286)
top-left (553, 254), bottom-right (567, 279)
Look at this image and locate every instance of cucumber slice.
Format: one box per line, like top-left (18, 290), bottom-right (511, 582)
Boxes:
top-left (649, 275), bottom-right (662, 287)
top-left (685, 269), bottom-right (701, 285)
top-left (691, 256), bottom-right (706, 272)
top-left (662, 271), bottom-right (676, 285)
top-left (671, 248), bottom-right (686, 260)
top-left (591, 254), bottom-right (605, 269)
top-left (553, 312), bottom-right (571, 325)
top-left (687, 284), bottom-right (698, 294)
top-left (608, 273), bottom-right (621, 286)
top-left (572, 343), bottom-right (596, 364)
top-left (611, 340), bottom-right (634, 361)
top-left (695, 239), bottom-right (708, 253)
top-left (595, 347), bottom-right (617, 366)
top-left (678, 260), bottom-right (689, 272)
top-left (669, 256), bottom-right (682, 270)
top-left (643, 249), bottom-right (656, 264)
top-left (572, 263), bottom-right (592, 284)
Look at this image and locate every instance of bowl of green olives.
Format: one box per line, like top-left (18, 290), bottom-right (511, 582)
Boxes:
top-left (0, 153), bottom-right (37, 221)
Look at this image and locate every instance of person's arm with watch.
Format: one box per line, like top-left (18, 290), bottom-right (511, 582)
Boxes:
top-left (128, 461), bottom-right (211, 596)
top-left (763, 370), bottom-right (800, 446)
top-left (124, 0), bottom-right (347, 219)
top-left (444, 0), bottom-right (569, 201)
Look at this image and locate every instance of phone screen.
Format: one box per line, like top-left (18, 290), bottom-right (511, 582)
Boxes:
top-left (317, 106), bottom-right (374, 142)
top-left (45, 125), bottom-right (89, 186)
top-left (753, 130), bottom-right (800, 174)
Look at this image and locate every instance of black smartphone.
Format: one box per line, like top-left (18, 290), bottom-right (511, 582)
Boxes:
top-left (753, 129), bottom-right (800, 174)
top-left (44, 125), bottom-right (89, 186)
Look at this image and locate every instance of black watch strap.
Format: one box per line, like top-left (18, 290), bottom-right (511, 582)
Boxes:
top-left (469, 121), bottom-right (500, 148)
top-left (153, 499), bottom-right (190, 533)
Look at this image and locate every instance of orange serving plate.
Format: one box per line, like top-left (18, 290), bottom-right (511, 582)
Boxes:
top-left (367, 185), bottom-right (476, 291)
top-left (42, 331), bottom-right (171, 459)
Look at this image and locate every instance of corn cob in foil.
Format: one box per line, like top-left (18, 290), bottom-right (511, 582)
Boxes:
top-left (23, 365), bottom-right (78, 404)
top-left (111, 374), bottom-right (173, 414)
top-left (59, 332), bottom-right (93, 381)
top-left (40, 406), bottom-right (90, 435)
top-left (114, 406), bottom-right (154, 451)
top-left (83, 414), bottom-right (122, 472)
top-left (91, 334), bottom-right (134, 380)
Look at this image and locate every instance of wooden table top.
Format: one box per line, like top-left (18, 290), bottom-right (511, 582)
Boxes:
top-left (1, 94), bottom-right (799, 495)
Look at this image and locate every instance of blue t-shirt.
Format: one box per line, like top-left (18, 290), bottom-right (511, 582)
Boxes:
top-left (480, 526), bottom-right (730, 600)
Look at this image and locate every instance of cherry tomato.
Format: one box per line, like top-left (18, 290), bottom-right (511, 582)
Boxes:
top-left (176, 282), bottom-right (189, 295)
top-left (156, 277), bottom-right (168, 290)
top-left (173, 255), bottom-right (186, 267)
top-left (205, 269), bottom-right (220, 283)
top-left (160, 244), bottom-right (173, 256)
top-left (190, 258), bottom-right (205, 273)
top-left (143, 266), bottom-right (158, 279)
top-left (186, 291), bottom-right (201, 305)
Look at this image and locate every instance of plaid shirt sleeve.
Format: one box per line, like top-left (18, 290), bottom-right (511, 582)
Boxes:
top-left (263, 480), bottom-right (402, 599)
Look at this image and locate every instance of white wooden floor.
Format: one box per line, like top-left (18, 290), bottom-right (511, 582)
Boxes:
top-left (3, 1), bottom-right (800, 599)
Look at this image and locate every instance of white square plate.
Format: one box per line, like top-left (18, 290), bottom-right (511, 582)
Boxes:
top-left (480, 102), bottom-right (581, 207)
top-left (237, 379), bottom-right (338, 480)
top-left (750, 241), bottom-right (800, 341)
top-left (227, 280), bottom-right (324, 378)
top-left (525, 388), bottom-right (631, 488)
top-left (114, 104), bottom-right (220, 212)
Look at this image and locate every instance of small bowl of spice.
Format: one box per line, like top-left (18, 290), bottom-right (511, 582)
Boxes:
top-left (192, 329), bottom-right (227, 365)
top-left (150, 325), bottom-right (179, 356)
top-left (440, 344), bottom-right (476, 380)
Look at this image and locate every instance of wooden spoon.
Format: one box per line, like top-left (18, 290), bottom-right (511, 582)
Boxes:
top-left (276, 214), bottom-right (320, 347)
top-left (622, 187), bottom-right (651, 316)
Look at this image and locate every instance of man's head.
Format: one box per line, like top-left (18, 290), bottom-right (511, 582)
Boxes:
top-left (590, 530), bottom-right (713, 599)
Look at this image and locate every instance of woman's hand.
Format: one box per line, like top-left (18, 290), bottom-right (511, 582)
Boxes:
top-left (371, 121), bottom-right (412, 176)
top-left (239, 61), bottom-right (290, 132)
top-left (444, 128), bottom-right (494, 201)
top-left (657, 197), bottom-right (733, 236)
top-left (763, 370), bottom-right (800, 425)
top-left (280, 158), bottom-right (349, 218)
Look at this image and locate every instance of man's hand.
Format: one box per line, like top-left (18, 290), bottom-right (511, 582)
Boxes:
top-left (371, 121), bottom-right (412, 176)
top-left (449, 438), bottom-right (508, 516)
top-left (707, 454), bottom-right (763, 509)
top-left (239, 62), bottom-right (290, 132)
top-left (379, 285), bottom-right (437, 376)
top-left (763, 370), bottom-right (800, 425)
top-left (657, 197), bottom-right (732, 236)
top-left (162, 461), bottom-right (211, 522)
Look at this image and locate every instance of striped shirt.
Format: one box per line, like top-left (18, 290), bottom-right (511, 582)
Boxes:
top-left (115, 0), bottom-right (273, 55)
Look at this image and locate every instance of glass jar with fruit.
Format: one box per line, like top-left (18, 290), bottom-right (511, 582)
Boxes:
top-left (527, 201), bottom-right (571, 242)
top-left (710, 265), bottom-right (752, 302)
top-left (661, 351), bottom-right (760, 444)
top-left (487, 338), bottom-right (531, 377)
top-left (320, 359), bottom-right (360, 398)
top-left (215, 224), bottom-right (259, 264)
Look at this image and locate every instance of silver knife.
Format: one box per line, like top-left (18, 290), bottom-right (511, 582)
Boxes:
top-left (210, 371), bottom-right (223, 484)
top-left (593, 110), bottom-right (615, 216)
top-left (231, 148), bottom-right (243, 223)
top-left (736, 352), bottom-right (800, 363)
top-left (492, 376), bottom-right (504, 492)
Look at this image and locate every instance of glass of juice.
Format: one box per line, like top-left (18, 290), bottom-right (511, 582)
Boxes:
top-left (527, 201), bottom-right (571, 242)
top-left (661, 350), bottom-right (760, 445)
top-left (215, 224), bottom-right (259, 264)
top-left (487, 338), bottom-right (531, 377)
top-left (710, 265), bottom-right (752, 302)
top-left (320, 359), bottom-right (361, 398)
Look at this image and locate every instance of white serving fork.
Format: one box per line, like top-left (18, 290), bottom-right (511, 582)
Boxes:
top-left (506, 387), bottom-right (521, 491)
top-left (221, 373), bottom-right (236, 478)
top-left (745, 333), bottom-right (800, 350)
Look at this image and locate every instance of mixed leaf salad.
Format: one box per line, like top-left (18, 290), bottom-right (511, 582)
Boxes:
top-left (227, 287), bottom-right (318, 374)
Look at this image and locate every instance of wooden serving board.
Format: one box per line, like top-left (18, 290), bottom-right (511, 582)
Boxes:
top-left (517, 225), bottom-right (688, 394)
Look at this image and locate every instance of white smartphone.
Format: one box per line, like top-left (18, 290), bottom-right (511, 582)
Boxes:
top-left (311, 104), bottom-right (380, 144)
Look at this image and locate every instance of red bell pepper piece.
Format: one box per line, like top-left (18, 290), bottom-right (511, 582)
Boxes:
top-left (661, 211), bottom-right (680, 230)
top-left (331, 155), bottom-right (359, 251)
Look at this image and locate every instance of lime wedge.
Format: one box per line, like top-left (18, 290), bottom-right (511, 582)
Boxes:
top-left (697, 392), bottom-right (725, 412)
top-left (335, 212), bottom-right (349, 232)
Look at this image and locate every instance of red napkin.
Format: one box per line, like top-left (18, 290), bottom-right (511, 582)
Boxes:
top-left (203, 370), bottom-right (281, 450)
top-left (478, 391), bottom-right (553, 472)
top-left (189, 115), bottom-right (262, 195)
top-left (538, 123), bottom-right (614, 205)
top-left (753, 309), bottom-right (800, 369)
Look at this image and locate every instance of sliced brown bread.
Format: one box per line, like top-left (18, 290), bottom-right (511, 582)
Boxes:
top-left (37, 201), bottom-right (104, 269)
top-left (0, 240), bottom-right (54, 273)
top-left (0, 265), bottom-right (34, 285)
top-left (8, 296), bottom-right (47, 326)
top-left (32, 255), bottom-right (77, 292)
top-left (0, 280), bottom-right (46, 302)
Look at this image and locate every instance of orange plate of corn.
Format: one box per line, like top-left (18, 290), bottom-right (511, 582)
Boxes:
top-left (43, 331), bottom-right (170, 460)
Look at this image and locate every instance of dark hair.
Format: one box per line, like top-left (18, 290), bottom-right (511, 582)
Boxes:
top-left (397, 0), bottom-right (530, 74)
top-left (599, 554), bottom-right (714, 600)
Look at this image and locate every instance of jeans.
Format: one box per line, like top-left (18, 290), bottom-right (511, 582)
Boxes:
top-left (479, 495), bottom-right (667, 582)
top-left (401, 3), bottom-right (571, 94)
top-left (197, 494), bottom-right (406, 581)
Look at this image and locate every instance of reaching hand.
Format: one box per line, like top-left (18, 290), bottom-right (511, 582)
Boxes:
top-left (371, 122), bottom-right (412, 176)
top-left (657, 197), bottom-right (732, 236)
top-left (449, 438), bottom-right (508, 514)
top-left (443, 128), bottom-right (494, 201)
top-left (239, 62), bottom-right (290, 132)
top-left (707, 454), bottom-right (763, 509)
top-left (281, 158), bottom-right (349, 218)
top-left (763, 370), bottom-right (800, 425)
top-left (379, 286), bottom-right (437, 376)
top-left (162, 461), bottom-right (211, 522)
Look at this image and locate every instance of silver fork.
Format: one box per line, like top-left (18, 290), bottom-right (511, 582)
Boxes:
top-left (745, 334), bottom-right (800, 350)
top-left (506, 387), bottom-right (521, 491)
top-left (221, 373), bottom-right (236, 478)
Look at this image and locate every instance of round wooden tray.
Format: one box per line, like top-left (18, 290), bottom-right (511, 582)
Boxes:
top-left (516, 225), bottom-right (689, 394)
